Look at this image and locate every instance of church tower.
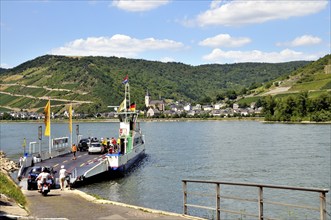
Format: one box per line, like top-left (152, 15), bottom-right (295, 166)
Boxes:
top-left (145, 90), bottom-right (151, 107)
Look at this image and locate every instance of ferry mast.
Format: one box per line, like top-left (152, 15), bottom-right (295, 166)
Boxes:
top-left (124, 82), bottom-right (130, 123)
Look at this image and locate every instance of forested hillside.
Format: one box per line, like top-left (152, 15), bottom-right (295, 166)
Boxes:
top-left (0, 68), bottom-right (8, 74)
top-left (0, 55), bottom-right (312, 113)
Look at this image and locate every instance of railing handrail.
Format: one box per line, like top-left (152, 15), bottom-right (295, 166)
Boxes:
top-left (182, 179), bottom-right (330, 220)
top-left (182, 179), bottom-right (329, 193)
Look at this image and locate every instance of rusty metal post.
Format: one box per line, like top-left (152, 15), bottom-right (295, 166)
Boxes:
top-left (258, 186), bottom-right (263, 220)
top-left (320, 192), bottom-right (326, 220)
top-left (216, 183), bottom-right (220, 220)
top-left (183, 181), bottom-right (187, 215)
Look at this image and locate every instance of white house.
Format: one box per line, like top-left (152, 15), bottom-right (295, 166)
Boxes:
top-left (233, 103), bottom-right (239, 110)
top-left (202, 105), bottom-right (213, 111)
top-left (192, 104), bottom-right (202, 111)
top-left (214, 103), bottom-right (226, 110)
top-left (146, 108), bottom-right (160, 117)
top-left (184, 104), bottom-right (191, 111)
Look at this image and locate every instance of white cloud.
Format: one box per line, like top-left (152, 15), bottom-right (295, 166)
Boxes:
top-left (194, 0), bottom-right (328, 26)
top-left (199, 34), bottom-right (251, 48)
top-left (160, 57), bottom-right (176, 63)
top-left (0, 63), bottom-right (12, 69)
top-left (111, 0), bottom-right (170, 12)
top-left (276, 35), bottom-right (322, 47)
top-left (202, 48), bottom-right (318, 63)
top-left (50, 35), bottom-right (184, 58)
top-left (210, 0), bottom-right (222, 9)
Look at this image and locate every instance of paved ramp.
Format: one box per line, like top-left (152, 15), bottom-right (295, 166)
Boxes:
top-left (23, 189), bottom-right (195, 220)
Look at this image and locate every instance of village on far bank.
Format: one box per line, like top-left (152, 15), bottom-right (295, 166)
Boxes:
top-left (1, 90), bottom-right (263, 120)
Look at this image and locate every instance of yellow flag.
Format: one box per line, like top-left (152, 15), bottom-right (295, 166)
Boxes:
top-left (117, 99), bottom-right (126, 113)
top-left (69, 104), bottom-right (72, 133)
top-left (22, 138), bottom-right (26, 148)
top-left (44, 100), bottom-right (51, 136)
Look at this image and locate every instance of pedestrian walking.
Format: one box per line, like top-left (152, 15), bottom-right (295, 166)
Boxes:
top-left (72, 144), bottom-right (77, 160)
top-left (59, 165), bottom-right (67, 190)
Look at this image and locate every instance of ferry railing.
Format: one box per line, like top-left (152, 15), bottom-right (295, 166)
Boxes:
top-left (70, 168), bottom-right (78, 184)
top-left (182, 179), bottom-right (329, 220)
top-left (28, 141), bottom-right (39, 155)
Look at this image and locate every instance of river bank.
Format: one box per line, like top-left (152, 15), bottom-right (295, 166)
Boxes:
top-left (0, 117), bottom-right (263, 123)
top-left (2, 116), bottom-right (331, 124)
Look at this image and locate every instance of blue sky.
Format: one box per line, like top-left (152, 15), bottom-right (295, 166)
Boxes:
top-left (1, 0), bottom-right (330, 68)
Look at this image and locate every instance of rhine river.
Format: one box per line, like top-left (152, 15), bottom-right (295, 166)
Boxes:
top-left (1, 121), bottom-right (330, 219)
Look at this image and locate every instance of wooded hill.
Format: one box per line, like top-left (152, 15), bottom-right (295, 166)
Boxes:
top-left (0, 54), bottom-right (326, 114)
top-left (0, 68), bottom-right (7, 74)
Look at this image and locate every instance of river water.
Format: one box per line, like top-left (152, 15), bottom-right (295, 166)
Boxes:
top-left (1, 121), bottom-right (330, 219)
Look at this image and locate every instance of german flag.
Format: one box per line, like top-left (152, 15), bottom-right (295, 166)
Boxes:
top-left (130, 103), bottom-right (136, 111)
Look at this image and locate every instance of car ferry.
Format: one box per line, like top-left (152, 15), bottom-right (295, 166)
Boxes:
top-left (106, 83), bottom-right (145, 172)
top-left (17, 81), bottom-right (145, 186)
top-left (69, 82), bottom-right (145, 184)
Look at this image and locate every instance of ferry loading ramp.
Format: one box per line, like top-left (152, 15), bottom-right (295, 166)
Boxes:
top-left (19, 151), bottom-right (110, 185)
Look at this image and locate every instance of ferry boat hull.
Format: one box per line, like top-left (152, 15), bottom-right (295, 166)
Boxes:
top-left (107, 143), bottom-right (145, 173)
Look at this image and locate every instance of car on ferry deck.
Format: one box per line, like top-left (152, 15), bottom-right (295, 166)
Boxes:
top-left (88, 142), bottom-right (105, 154)
top-left (78, 138), bottom-right (89, 151)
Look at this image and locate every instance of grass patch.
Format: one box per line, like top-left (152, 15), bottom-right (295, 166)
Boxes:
top-left (4, 85), bottom-right (46, 97)
top-left (51, 100), bottom-right (69, 105)
top-left (0, 171), bottom-right (26, 206)
top-left (269, 90), bottom-right (330, 100)
top-left (33, 100), bottom-right (49, 108)
top-left (321, 80), bottom-right (331, 90)
top-left (46, 90), bottom-right (71, 97)
top-left (290, 78), bottom-right (331, 91)
top-left (0, 106), bottom-right (12, 112)
top-left (11, 97), bottom-right (36, 108)
top-left (238, 96), bottom-right (262, 105)
top-left (60, 83), bottom-right (79, 90)
top-left (23, 87), bottom-right (46, 97)
top-left (314, 73), bottom-right (331, 80)
top-left (3, 85), bottom-right (21, 93)
top-left (308, 90), bottom-right (331, 98)
top-left (0, 93), bottom-right (17, 106)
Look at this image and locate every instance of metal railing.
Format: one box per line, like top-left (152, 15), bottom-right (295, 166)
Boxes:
top-left (182, 179), bottom-right (329, 220)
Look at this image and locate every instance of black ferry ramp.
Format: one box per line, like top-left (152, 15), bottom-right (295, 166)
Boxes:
top-left (20, 152), bottom-right (110, 187)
